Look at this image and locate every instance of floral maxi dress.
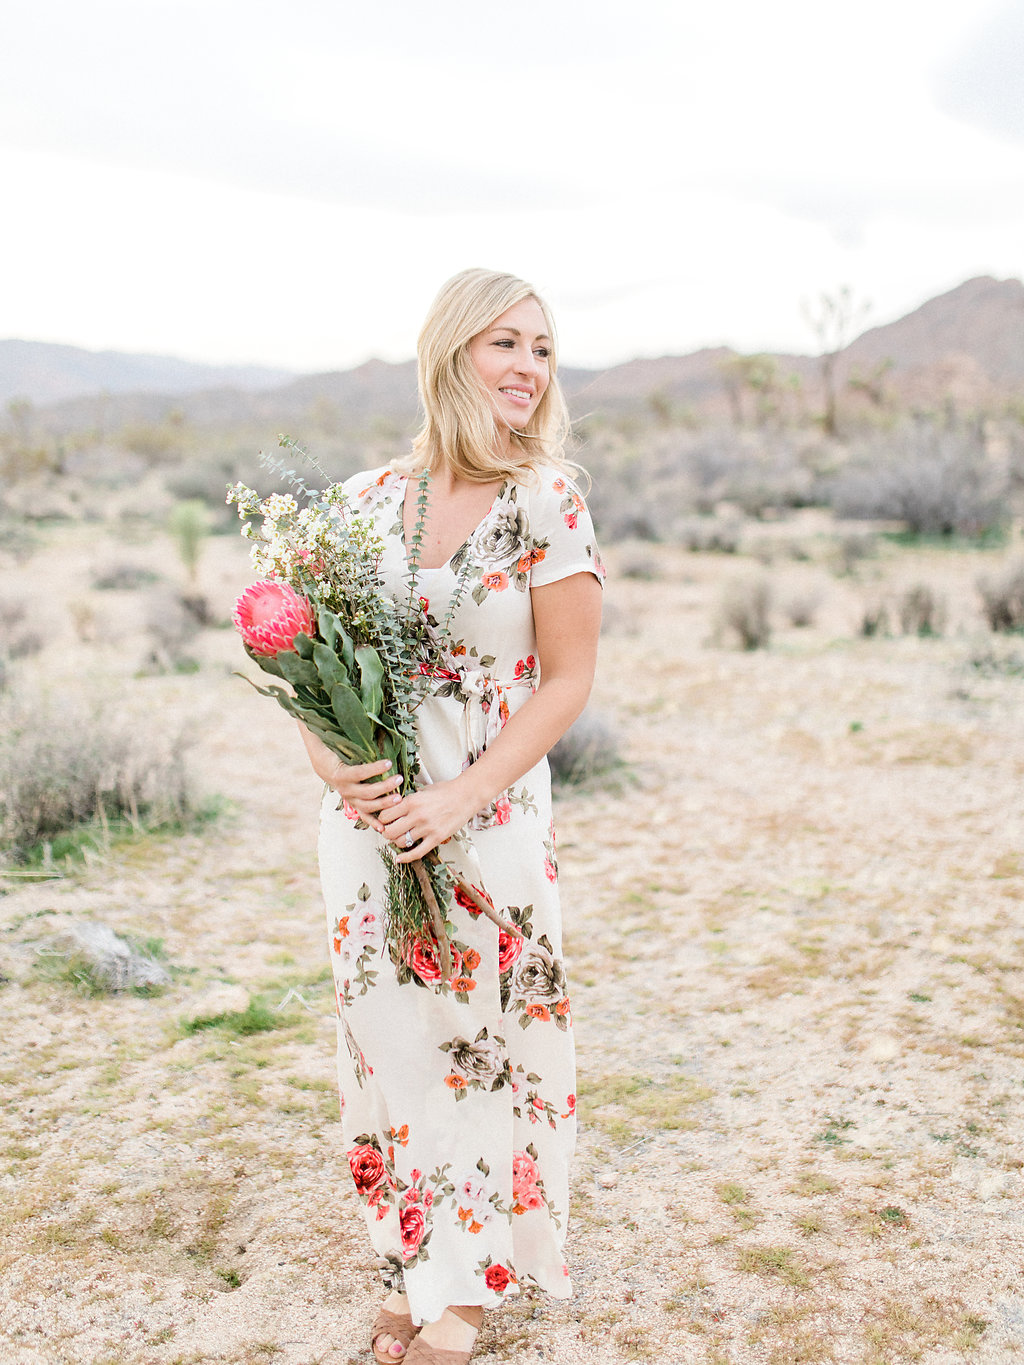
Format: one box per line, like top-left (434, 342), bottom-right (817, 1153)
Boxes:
top-left (317, 464), bottom-right (604, 1325)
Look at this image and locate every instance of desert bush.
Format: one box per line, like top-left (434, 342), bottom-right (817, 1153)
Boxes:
top-left (0, 696), bottom-right (196, 861)
top-left (91, 562), bottom-right (161, 591)
top-left (898, 584), bottom-right (947, 637)
top-left (619, 549), bottom-right (660, 580)
top-left (0, 516), bottom-right (40, 562)
top-left (548, 710), bottom-right (622, 788)
top-left (977, 561), bottom-right (1024, 633)
top-left (0, 597), bottom-right (45, 660)
top-left (715, 577), bottom-right (773, 650)
top-left (830, 423), bottom-right (1008, 538)
top-left (965, 643), bottom-right (1024, 677)
top-left (675, 517), bottom-right (742, 554)
top-left (858, 601), bottom-right (890, 637)
top-left (141, 588), bottom-right (203, 673)
top-left (831, 530), bottom-right (877, 576)
top-left (783, 590), bottom-right (821, 628)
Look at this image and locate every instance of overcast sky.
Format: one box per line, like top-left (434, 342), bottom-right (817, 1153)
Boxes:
top-left (1, 0), bottom-right (1022, 373)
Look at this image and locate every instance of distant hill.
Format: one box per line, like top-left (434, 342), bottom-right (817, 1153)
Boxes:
top-left (0, 339), bottom-right (293, 406)
top-left (5, 275), bottom-right (1021, 434)
top-left (842, 275), bottom-right (1024, 386)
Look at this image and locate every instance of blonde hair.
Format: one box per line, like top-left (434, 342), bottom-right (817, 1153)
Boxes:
top-left (395, 268), bottom-right (581, 486)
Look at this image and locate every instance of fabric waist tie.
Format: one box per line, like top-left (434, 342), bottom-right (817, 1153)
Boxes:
top-left (419, 662), bottom-right (535, 756)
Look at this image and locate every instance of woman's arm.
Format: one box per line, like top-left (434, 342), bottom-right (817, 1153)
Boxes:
top-left (378, 570), bottom-right (602, 862)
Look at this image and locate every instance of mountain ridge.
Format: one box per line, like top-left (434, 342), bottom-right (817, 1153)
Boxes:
top-left (0, 338), bottom-right (294, 407)
top-left (4, 276), bottom-right (1020, 423)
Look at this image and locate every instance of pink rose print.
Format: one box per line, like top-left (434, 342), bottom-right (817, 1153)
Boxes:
top-left (511, 1151), bottom-right (539, 1196)
top-left (405, 937), bottom-right (462, 984)
top-left (498, 928), bottom-right (524, 973)
top-left (348, 1143), bottom-right (386, 1194)
top-left (354, 908), bottom-right (378, 942)
top-left (484, 1263), bottom-right (516, 1292)
top-left (399, 1205), bottom-right (426, 1257)
top-left (454, 882), bottom-right (491, 918)
top-left (517, 1185), bottom-right (545, 1211)
top-left (493, 794), bottom-right (512, 825)
top-left (543, 857), bottom-right (557, 883)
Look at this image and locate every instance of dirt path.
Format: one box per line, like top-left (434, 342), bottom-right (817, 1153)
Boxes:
top-left (2, 534), bottom-right (1023, 1363)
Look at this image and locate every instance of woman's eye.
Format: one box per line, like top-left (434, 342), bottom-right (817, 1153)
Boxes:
top-left (494, 339), bottom-right (514, 348)
top-left (534, 347), bottom-right (550, 359)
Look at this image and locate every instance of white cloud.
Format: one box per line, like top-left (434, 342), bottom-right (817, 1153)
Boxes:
top-left (0, 0), bottom-right (1020, 370)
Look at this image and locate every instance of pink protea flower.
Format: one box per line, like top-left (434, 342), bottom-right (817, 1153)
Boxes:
top-left (233, 579), bottom-right (315, 656)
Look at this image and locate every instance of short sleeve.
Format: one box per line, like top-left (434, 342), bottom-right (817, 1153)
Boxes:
top-left (526, 470), bottom-right (605, 589)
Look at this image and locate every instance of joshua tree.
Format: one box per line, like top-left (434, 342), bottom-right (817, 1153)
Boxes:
top-left (802, 286), bottom-right (870, 437)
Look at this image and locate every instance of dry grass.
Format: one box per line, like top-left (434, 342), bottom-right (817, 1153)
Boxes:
top-left (0, 517), bottom-right (1022, 1363)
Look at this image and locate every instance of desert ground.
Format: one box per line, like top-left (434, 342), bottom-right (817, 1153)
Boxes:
top-left (2, 509), bottom-right (1023, 1365)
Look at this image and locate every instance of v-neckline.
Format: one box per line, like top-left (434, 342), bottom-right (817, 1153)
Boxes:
top-left (399, 474), bottom-right (507, 571)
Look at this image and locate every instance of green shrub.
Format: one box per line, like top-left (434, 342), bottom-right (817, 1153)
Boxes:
top-left (168, 499), bottom-right (211, 582)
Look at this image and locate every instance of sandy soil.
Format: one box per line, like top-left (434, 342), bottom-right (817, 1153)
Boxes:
top-left (2, 521), bottom-right (1023, 1364)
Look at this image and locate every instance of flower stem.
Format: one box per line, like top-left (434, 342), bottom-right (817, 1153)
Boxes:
top-left (411, 859), bottom-right (453, 979)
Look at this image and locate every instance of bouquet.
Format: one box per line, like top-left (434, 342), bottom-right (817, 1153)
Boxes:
top-left (227, 456), bottom-right (517, 979)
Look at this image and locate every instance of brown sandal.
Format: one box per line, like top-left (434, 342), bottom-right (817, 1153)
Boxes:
top-left (372, 1305), bottom-right (419, 1364)
top-left (403, 1307), bottom-right (481, 1364)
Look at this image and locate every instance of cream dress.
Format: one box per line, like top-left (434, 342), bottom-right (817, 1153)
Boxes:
top-left (317, 465), bottom-right (603, 1325)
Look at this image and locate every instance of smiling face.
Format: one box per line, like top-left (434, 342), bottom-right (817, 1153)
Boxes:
top-left (467, 296), bottom-right (551, 436)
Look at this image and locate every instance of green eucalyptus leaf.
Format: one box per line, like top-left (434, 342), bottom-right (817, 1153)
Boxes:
top-left (292, 631), bottom-right (316, 660)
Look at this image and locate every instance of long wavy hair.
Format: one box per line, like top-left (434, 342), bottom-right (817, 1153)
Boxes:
top-left (394, 268), bottom-right (581, 485)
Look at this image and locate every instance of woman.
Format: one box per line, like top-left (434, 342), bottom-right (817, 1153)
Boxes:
top-left (299, 268), bottom-right (604, 1363)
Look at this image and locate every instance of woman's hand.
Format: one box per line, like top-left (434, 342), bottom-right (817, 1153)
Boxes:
top-left (297, 725), bottom-right (403, 834)
top-left (378, 777), bottom-right (483, 864)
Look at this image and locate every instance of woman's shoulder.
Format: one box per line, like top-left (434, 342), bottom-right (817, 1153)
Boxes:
top-left (512, 465), bottom-right (590, 523)
top-left (512, 465), bottom-right (604, 585)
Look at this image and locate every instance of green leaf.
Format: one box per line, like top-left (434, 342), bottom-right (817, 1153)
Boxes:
top-left (317, 608), bottom-right (338, 651)
top-left (292, 631), bottom-right (316, 660)
top-left (276, 651), bottom-right (321, 687)
top-left (318, 609), bottom-right (355, 672)
top-left (330, 684), bottom-right (377, 757)
top-left (245, 646), bottom-right (285, 678)
top-left (354, 646), bottom-right (385, 718)
top-left (313, 642), bottom-right (347, 690)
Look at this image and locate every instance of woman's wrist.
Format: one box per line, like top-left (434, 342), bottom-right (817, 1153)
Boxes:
top-left (452, 761), bottom-right (504, 822)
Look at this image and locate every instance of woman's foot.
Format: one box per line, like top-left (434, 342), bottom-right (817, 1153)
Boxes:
top-left (373, 1289), bottom-right (417, 1362)
top-left (409, 1305), bottom-right (482, 1359)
